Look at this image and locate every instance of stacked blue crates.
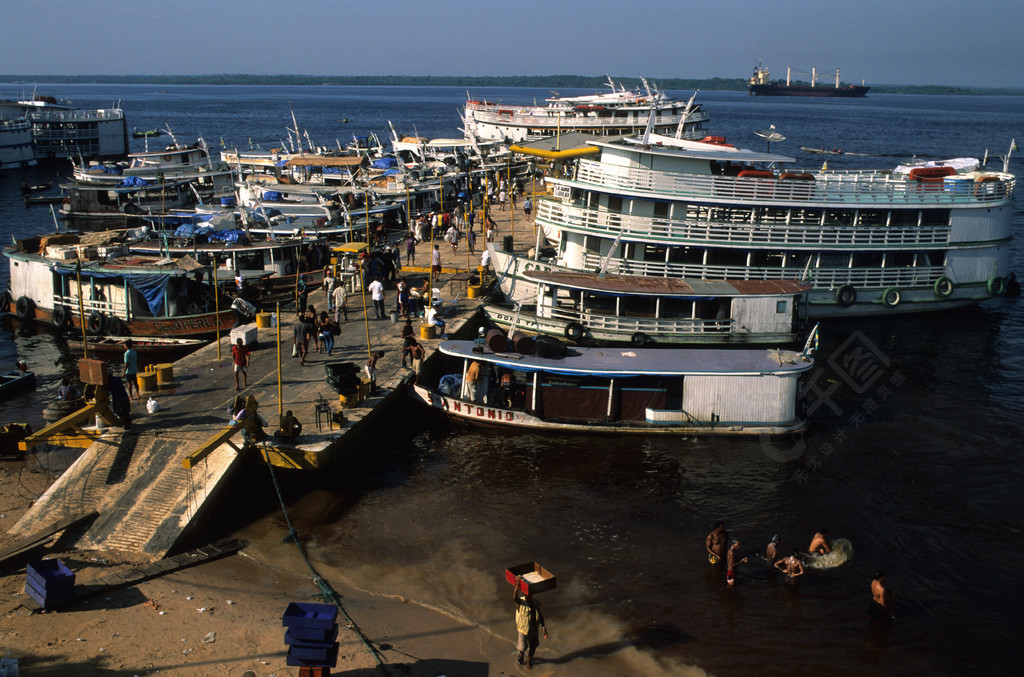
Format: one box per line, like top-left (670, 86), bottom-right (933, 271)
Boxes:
top-left (282, 602), bottom-right (339, 669)
top-left (25, 559), bottom-right (75, 610)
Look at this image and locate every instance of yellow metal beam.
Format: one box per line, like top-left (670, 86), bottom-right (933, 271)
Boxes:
top-left (182, 415), bottom-right (251, 469)
top-left (19, 400), bottom-right (120, 452)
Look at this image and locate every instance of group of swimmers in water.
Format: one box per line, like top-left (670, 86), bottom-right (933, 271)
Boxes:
top-left (705, 522), bottom-right (894, 619)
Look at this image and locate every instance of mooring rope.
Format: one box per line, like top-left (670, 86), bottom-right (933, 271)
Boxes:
top-left (259, 440), bottom-right (387, 668)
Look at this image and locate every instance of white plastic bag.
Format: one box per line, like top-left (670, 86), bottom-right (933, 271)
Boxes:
top-left (146, 397), bottom-right (160, 414)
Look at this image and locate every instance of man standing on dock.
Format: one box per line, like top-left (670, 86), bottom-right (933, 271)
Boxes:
top-left (368, 277), bottom-right (386, 319)
top-left (232, 337), bottom-right (250, 390)
top-left (123, 338), bottom-right (139, 401)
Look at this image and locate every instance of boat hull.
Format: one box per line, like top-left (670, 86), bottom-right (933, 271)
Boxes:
top-left (748, 84), bottom-right (869, 97)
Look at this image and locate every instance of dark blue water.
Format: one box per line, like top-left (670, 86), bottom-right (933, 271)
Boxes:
top-left (3, 85), bottom-right (1023, 676)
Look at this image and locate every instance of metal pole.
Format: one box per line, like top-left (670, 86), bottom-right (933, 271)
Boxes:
top-left (507, 155), bottom-right (513, 242)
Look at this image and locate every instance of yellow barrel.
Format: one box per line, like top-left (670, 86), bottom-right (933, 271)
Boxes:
top-left (339, 392), bottom-right (359, 408)
top-left (138, 372), bottom-right (158, 392)
top-left (256, 312), bottom-right (274, 328)
top-left (154, 363), bottom-right (174, 385)
top-left (467, 285), bottom-right (481, 299)
top-left (420, 323), bottom-right (436, 340)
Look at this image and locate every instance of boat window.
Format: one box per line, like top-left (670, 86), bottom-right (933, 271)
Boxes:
top-left (587, 192), bottom-right (600, 210)
top-left (852, 252), bottom-right (884, 268)
top-left (889, 210), bottom-right (919, 228)
top-left (921, 209), bottom-right (950, 227)
top-left (653, 202), bottom-right (669, 219)
top-left (822, 209), bottom-right (856, 227)
top-left (582, 292), bottom-right (616, 314)
top-left (620, 296), bottom-right (656, 317)
top-left (789, 208), bottom-right (824, 226)
top-left (660, 297), bottom-right (694, 319)
top-left (704, 249), bottom-right (747, 267)
top-left (889, 251), bottom-right (915, 267)
top-left (777, 300), bottom-right (788, 314)
top-left (857, 210), bottom-right (886, 227)
top-left (642, 244), bottom-right (667, 262)
top-left (668, 246), bottom-right (705, 265)
top-left (749, 251), bottom-right (785, 268)
top-left (607, 195), bottom-right (623, 213)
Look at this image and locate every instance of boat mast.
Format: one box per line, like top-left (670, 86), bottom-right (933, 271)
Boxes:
top-left (811, 67), bottom-right (816, 88)
top-left (786, 67), bottom-right (791, 87)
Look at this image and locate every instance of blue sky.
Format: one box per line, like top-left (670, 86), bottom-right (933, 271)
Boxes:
top-left (4, 0), bottom-right (1022, 87)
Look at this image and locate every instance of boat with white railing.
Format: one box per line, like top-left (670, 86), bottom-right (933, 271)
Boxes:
top-left (0, 95), bottom-right (128, 160)
top-left (463, 76), bottom-right (710, 144)
top-left (71, 138), bottom-right (229, 185)
top-left (410, 339), bottom-right (814, 436)
top-left (0, 118), bottom-right (37, 169)
top-left (489, 131), bottom-right (1016, 317)
top-left (483, 272), bottom-right (809, 346)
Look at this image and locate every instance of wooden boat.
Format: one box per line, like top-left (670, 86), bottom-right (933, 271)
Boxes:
top-left (0, 370), bottom-right (37, 400)
top-left (483, 271), bottom-right (809, 346)
top-left (4, 236), bottom-right (238, 339)
top-left (410, 339), bottom-right (814, 436)
top-left (67, 336), bottom-right (208, 366)
top-left (799, 146), bottom-right (843, 155)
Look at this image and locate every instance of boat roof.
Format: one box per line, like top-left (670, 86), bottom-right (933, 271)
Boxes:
top-left (438, 340), bottom-right (813, 377)
top-left (285, 155), bottom-right (364, 167)
top-left (522, 271), bottom-right (810, 297)
top-left (598, 133), bottom-right (794, 164)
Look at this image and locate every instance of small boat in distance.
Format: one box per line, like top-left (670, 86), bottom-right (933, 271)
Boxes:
top-left (132, 127), bottom-right (165, 138)
top-left (0, 369), bottom-right (37, 400)
top-left (411, 339), bottom-right (815, 436)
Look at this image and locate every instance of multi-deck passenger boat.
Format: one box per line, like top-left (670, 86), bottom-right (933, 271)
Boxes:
top-left (463, 76), bottom-right (710, 143)
top-left (0, 95), bottom-right (128, 160)
top-left (490, 132), bottom-right (1015, 317)
top-left (411, 339), bottom-right (814, 436)
top-left (0, 118), bottom-right (36, 169)
top-left (483, 272), bottom-right (809, 345)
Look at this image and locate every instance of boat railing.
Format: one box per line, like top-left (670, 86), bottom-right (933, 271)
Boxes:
top-left (577, 253), bottom-right (948, 289)
top-left (574, 159), bottom-right (1014, 207)
top-left (470, 108), bottom-right (708, 128)
top-left (546, 306), bottom-right (732, 334)
top-left (54, 294), bottom-right (129, 318)
top-left (538, 200), bottom-right (953, 248)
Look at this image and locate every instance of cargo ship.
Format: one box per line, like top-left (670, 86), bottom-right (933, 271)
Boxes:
top-left (747, 63), bottom-right (869, 97)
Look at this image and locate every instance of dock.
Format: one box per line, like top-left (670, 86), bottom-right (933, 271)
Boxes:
top-left (8, 199), bottom-right (542, 560)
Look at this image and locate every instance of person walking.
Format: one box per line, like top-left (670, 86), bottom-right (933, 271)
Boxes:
top-left (431, 244), bottom-right (442, 279)
top-left (297, 274), bottom-right (309, 316)
top-left (405, 231), bottom-right (417, 264)
top-left (332, 282), bottom-right (348, 323)
top-left (368, 277), bottom-right (386, 319)
top-left (446, 223), bottom-right (460, 253)
top-left (318, 311), bottom-right (338, 357)
top-left (466, 227), bottom-right (476, 255)
top-left (402, 338), bottom-right (425, 379)
top-left (231, 337), bottom-right (251, 390)
top-left (122, 338), bottom-right (139, 400)
top-left (323, 268), bottom-right (337, 312)
top-left (499, 188), bottom-right (507, 211)
top-left (523, 196), bottom-right (533, 219)
top-left (512, 584), bottom-right (547, 669)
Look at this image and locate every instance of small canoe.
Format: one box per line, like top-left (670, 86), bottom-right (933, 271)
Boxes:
top-left (0, 370), bottom-right (37, 400)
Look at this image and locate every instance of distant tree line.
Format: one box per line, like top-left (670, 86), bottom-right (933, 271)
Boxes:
top-left (0, 74), bottom-right (1020, 95)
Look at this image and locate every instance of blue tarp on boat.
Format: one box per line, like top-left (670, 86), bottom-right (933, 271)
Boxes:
top-left (371, 158), bottom-right (398, 170)
top-left (53, 267), bottom-right (172, 317)
top-left (261, 191), bottom-right (283, 201)
top-left (117, 176), bottom-right (151, 188)
top-left (207, 229), bottom-right (248, 245)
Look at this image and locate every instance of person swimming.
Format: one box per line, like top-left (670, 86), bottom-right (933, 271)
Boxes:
top-left (775, 549), bottom-right (805, 583)
top-left (766, 534), bottom-right (780, 562)
top-left (809, 528), bottom-right (831, 555)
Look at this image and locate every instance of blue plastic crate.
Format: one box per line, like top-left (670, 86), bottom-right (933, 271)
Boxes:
top-left (286, 642), bottom-right (338, 667)
top-left (285, 626), bottom-right (339, 644)
top-left (24, 578), bottom-right (74, 609)
top-left (282, 602), bottom-right (338, 630)
top-left (27, 559), bottom-right (75, 590)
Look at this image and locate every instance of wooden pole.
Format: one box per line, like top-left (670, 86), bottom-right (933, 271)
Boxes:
top-left (213, 263), bottom-right (221, 363)
top-left (276, 301), bottom-right (283, 421)
top-left (75, 262), bottom-right (88, 359)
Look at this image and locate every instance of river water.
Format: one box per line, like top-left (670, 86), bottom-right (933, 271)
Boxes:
top-left (2, 84), bottom-right (1023, 676)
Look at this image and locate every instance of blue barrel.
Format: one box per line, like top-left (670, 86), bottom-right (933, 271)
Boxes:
top-left (220, 196), bottom-right (237, 208)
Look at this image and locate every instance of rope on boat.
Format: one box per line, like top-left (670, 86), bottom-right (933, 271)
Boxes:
top-left (259, 440), bottom-right (387, 668)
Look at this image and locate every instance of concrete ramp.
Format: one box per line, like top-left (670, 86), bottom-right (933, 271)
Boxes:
top-left (10, 429), bottom-right (238, 560)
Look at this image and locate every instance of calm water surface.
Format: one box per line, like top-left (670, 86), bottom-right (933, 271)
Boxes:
top-left (2, 84), bottom-right (1023, 675)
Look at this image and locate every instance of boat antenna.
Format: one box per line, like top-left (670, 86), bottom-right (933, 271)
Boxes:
top-left (1004, 138), bottom-right (1017, 174)
top-left (164, 123), bottom-right (178, 148)
top-left (640, 102), bottom-right (657, 146)
top-left (597, 231), bottom-right (623, 279)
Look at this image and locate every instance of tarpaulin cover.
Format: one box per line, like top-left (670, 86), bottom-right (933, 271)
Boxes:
top-left (173, 223), bottom-right (214, 238)
top-left (371, 158), bottom-right (398, 169)
top-left (207, 229), bottom-right (248, 244)
top-left (117, 176), bottom-right (151, 188)
top-left (53, 266), bottom-right (172, 317)
top-left (261, 191), bottom-right (283, 201)
top-left (384, 168), bottom-right (401, 176)
top-left (322, 167), bottom-right (351, 175)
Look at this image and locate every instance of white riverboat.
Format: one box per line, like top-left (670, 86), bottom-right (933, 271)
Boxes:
top-left (489, 132), bottom-right (1016, 317)
top-left (411, 339), bottom-right (814, 436)
top-left (463, 76), bottom-right (710, 144)
top-left (483, 272), bottom-right (809, 346)
top-left (0, 118), bottom-right (36, 169)
top-left (0, 95), bottom-right (128, 160)
top-left (71, 139), bottom-right (229, 185)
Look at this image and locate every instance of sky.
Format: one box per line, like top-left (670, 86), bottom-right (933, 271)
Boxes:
top-left (3, 0), bottom-right (1023, 88)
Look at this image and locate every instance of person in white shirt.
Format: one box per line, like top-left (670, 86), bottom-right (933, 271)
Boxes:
top-left (368, 278), bottom-right (386, 319)
top-left (480, 248), bottom-right (491, 278)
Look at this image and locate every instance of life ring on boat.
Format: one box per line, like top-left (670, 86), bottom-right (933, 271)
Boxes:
top-left (284, 261), bottom-right (295, 275)
top-left (87, 311), bottom-right (105, 335)
top-left (631, 331), bottom-right (650, 347)
top-left (15, 296), bottom-right (35, 320)
top-left (52, 304), bottom-right (71, 330)
top-left (881, 287), bottom-right (901, 307)
top-left (564, 321), bottom-right (585, 341)
top-left (122, 203), bottom-right (140, 215)
top-left (933, 276), bottom-right (954, 298)
top-left (105, 315), bottom-right (127, 337)
top-left (835, 285), bottom-right (857, 307)
top-left (779, 172), bottom-right (815, 181)
top-left (986, 275), bottom-right (1006, 296)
